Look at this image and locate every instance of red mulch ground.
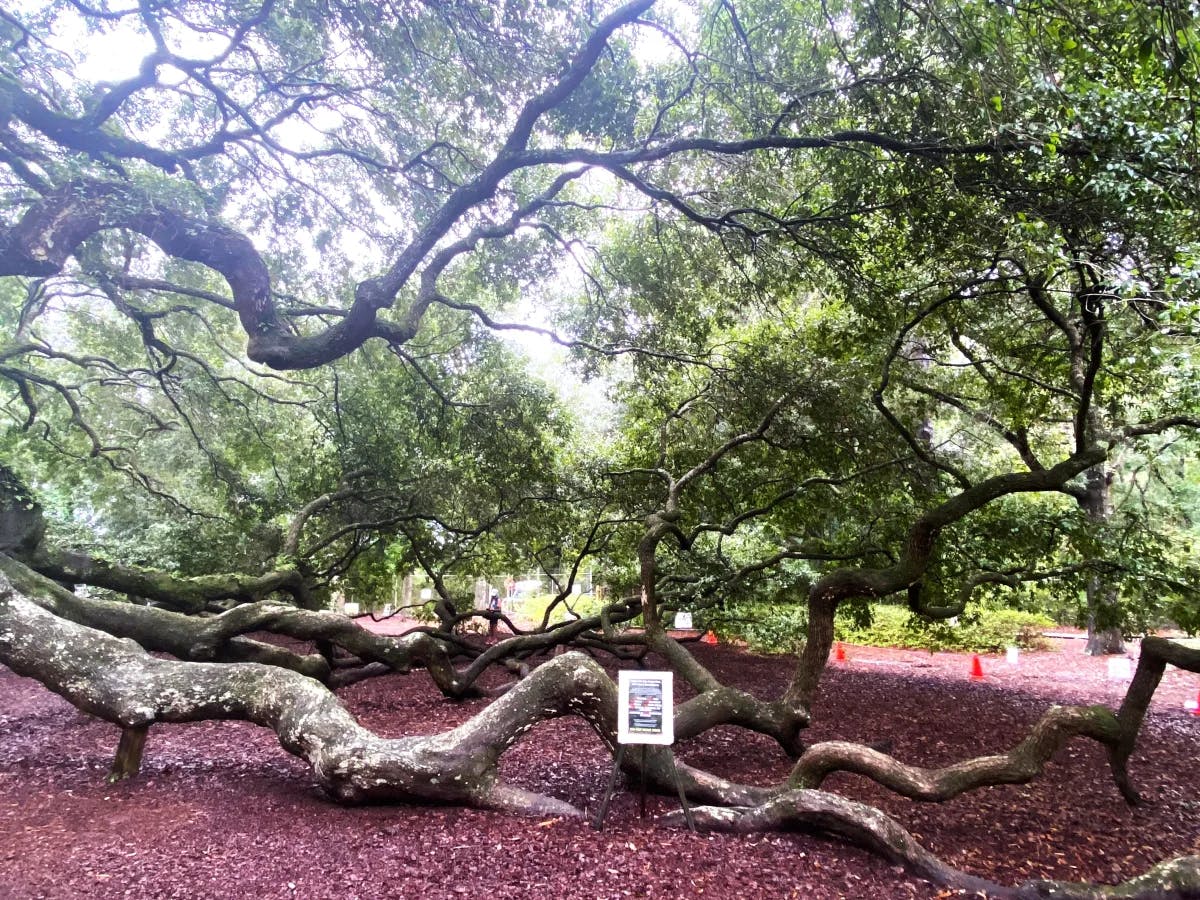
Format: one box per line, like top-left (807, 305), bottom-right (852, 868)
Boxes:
top-left (1, 634), bottom-right (1198, 900)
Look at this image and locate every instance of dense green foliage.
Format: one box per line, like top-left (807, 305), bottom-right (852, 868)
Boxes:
top-left (710, 601), bottom-right (1053, 655)
top-left (1, 0), bottom-right (1199, 641)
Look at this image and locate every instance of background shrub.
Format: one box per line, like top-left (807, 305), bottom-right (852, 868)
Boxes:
top-left (709, 601), bottom-right (1053, 655)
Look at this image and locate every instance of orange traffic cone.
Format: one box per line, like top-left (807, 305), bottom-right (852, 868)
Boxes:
top-left (701, 630), bottom-right (718, 645)
top-left (970, 655), bottom-right (984, 679)
top-left (834, 641), bottom-right (847, 662)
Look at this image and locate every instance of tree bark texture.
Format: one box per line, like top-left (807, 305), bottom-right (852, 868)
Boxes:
top-left (107, 725), bottom-right (150, 783)
top-left (0, 561), bottom-right (763, 814)
top-left (1081, 466), bottom-right (1125, 655)
top-left (22, 546), bottom-right (311, 614)
top-left (1, 553), bottom-right (1196, 894)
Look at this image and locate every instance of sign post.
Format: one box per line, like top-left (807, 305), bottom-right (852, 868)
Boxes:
top-left (593, 671), bottom-right (695, 832)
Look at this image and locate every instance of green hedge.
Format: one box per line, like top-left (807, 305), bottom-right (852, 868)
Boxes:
top-left (707, 601), bottom-right (809, 655)
top-left (710, 601), bottom-right (1053, 655)
top-left (835, 603), bottom-right (1053, 653)
top-left (519, 592), bottom-right (608, 624)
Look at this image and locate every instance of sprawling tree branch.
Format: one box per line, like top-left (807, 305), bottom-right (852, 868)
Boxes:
top-left (788, 447), bottom-right (1106, 710)
top-left (662, 792), bottom-right (1200, 900)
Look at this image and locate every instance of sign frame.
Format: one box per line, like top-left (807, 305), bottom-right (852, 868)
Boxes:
top-left (617, 670), bottom-right (674, 746)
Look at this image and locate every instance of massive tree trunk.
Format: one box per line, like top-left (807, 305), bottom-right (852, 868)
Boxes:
top-left (0, 559), bottom-right (764, 814)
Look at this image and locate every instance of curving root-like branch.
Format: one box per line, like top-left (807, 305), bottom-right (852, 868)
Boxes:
top-left (787, 704), bottom-right (1124, 799)
top-left (24, 545), bottom-right (311, 613)
top-left (0, 555), bottom-right (331, 680)
top-left (0, 554), bottom-right (478, 694)
top-left (1018, 855), bottom-right (1200, 899)
top-left (665, 636), bottom-right (1200, 897)
top-left (662, 792), bottom-right (1200, 900)
top-left (0, 578), bottom-right (601, 815)
top-left (785, 636), bottom-right (1200, 808)
top-left (1111, 636), bottom-right (1200, 803)
top-left (661, 789), bottom-right (1007, 896)
top-left (648, 629), bottom-right (809, 755)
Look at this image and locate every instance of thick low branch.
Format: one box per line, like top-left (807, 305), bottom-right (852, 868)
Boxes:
top-left (0, 555), bottom-right (329, 679)
top-left (0, 555), bottom-right (483, 694)
top-left (786, 637), bottom-right (1200, 808)
top-left (789, 448), bottom-right (1106, 709)
top-left (664, 792), bottom-right (1200, 900)
top-left (1111, 636), bottom-right (1200, 800)
top-left (1019, 856), bottom-right (1200, 898)
top-left (197, 600), bottom-right (476, 697)
top-left (0, 574), bottom-right (600, 814)
top-left (0, 565), bottom-right (766, 814)
top-left (662, 789), bottom-right (1006, 896)
top-left (787, 704), bottom-right (1123, 799)
top-left (22, 547), bottom-right (309, 613)
top-left (648, 630), bottom-right (808, 755)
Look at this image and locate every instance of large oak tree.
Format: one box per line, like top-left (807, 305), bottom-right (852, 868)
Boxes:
top-left (1, 0), bottom-right (1199, 894)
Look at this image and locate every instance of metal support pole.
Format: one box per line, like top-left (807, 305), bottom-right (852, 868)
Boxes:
top-left (592, 744), bottom-right (626, 831)
top-left (638, 745), bottom-right (648, 818)
top-left (592, 743), bottom-right (695, 832)
top-left (665, 748), bottom-right (696, 832)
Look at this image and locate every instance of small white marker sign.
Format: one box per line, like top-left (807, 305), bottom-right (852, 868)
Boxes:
top-left (1006, 646), bottom-right (1020, 666)
top-left (617, 670), bottom-right (674, 745)
top-left (1107, 657), bottom-right (1132, 680)
top-left (673, 611), bottom-right (693, 630)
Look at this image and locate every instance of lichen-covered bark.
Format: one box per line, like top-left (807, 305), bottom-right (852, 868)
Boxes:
top-left (648, 629), bottom-right (808, 755)
top-left (23, 546), bottom-right (311, 613)
top-left (2, 552), bottom-right (1196, 892)
top-left (671, 635), bottom-right (1200, 895)
top-left (1019, 855), bottom-right (1200, 899)
top-left (0, 556), bottom-right (331, 680)
top-left (0, 566), bottom-right (761, 814)
top-left (0, 577), bottom-right (590, 813)
top-left (3, 554), bottom-right (494, 695)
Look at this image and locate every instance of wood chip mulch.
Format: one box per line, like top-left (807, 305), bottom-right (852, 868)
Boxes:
top-left (1, 637), bottom-right (1197, 899)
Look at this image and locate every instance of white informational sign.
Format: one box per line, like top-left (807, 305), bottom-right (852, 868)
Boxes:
top-left (343, 602), bottom-right (360, 616)
top-left (1107, 657), bottom-right (1132, 680)
top-left (1005, 646), bottom-right (1020, 666)
top-left (673, 612), bottom-right (693, 630)
top-left (420, 588), bottom-right (433, 601)
top-left (617, 670), bottom-right (674, 745)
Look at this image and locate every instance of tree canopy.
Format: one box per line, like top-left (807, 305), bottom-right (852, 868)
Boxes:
top-left (2, 0), bottom-right (1200, 895)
